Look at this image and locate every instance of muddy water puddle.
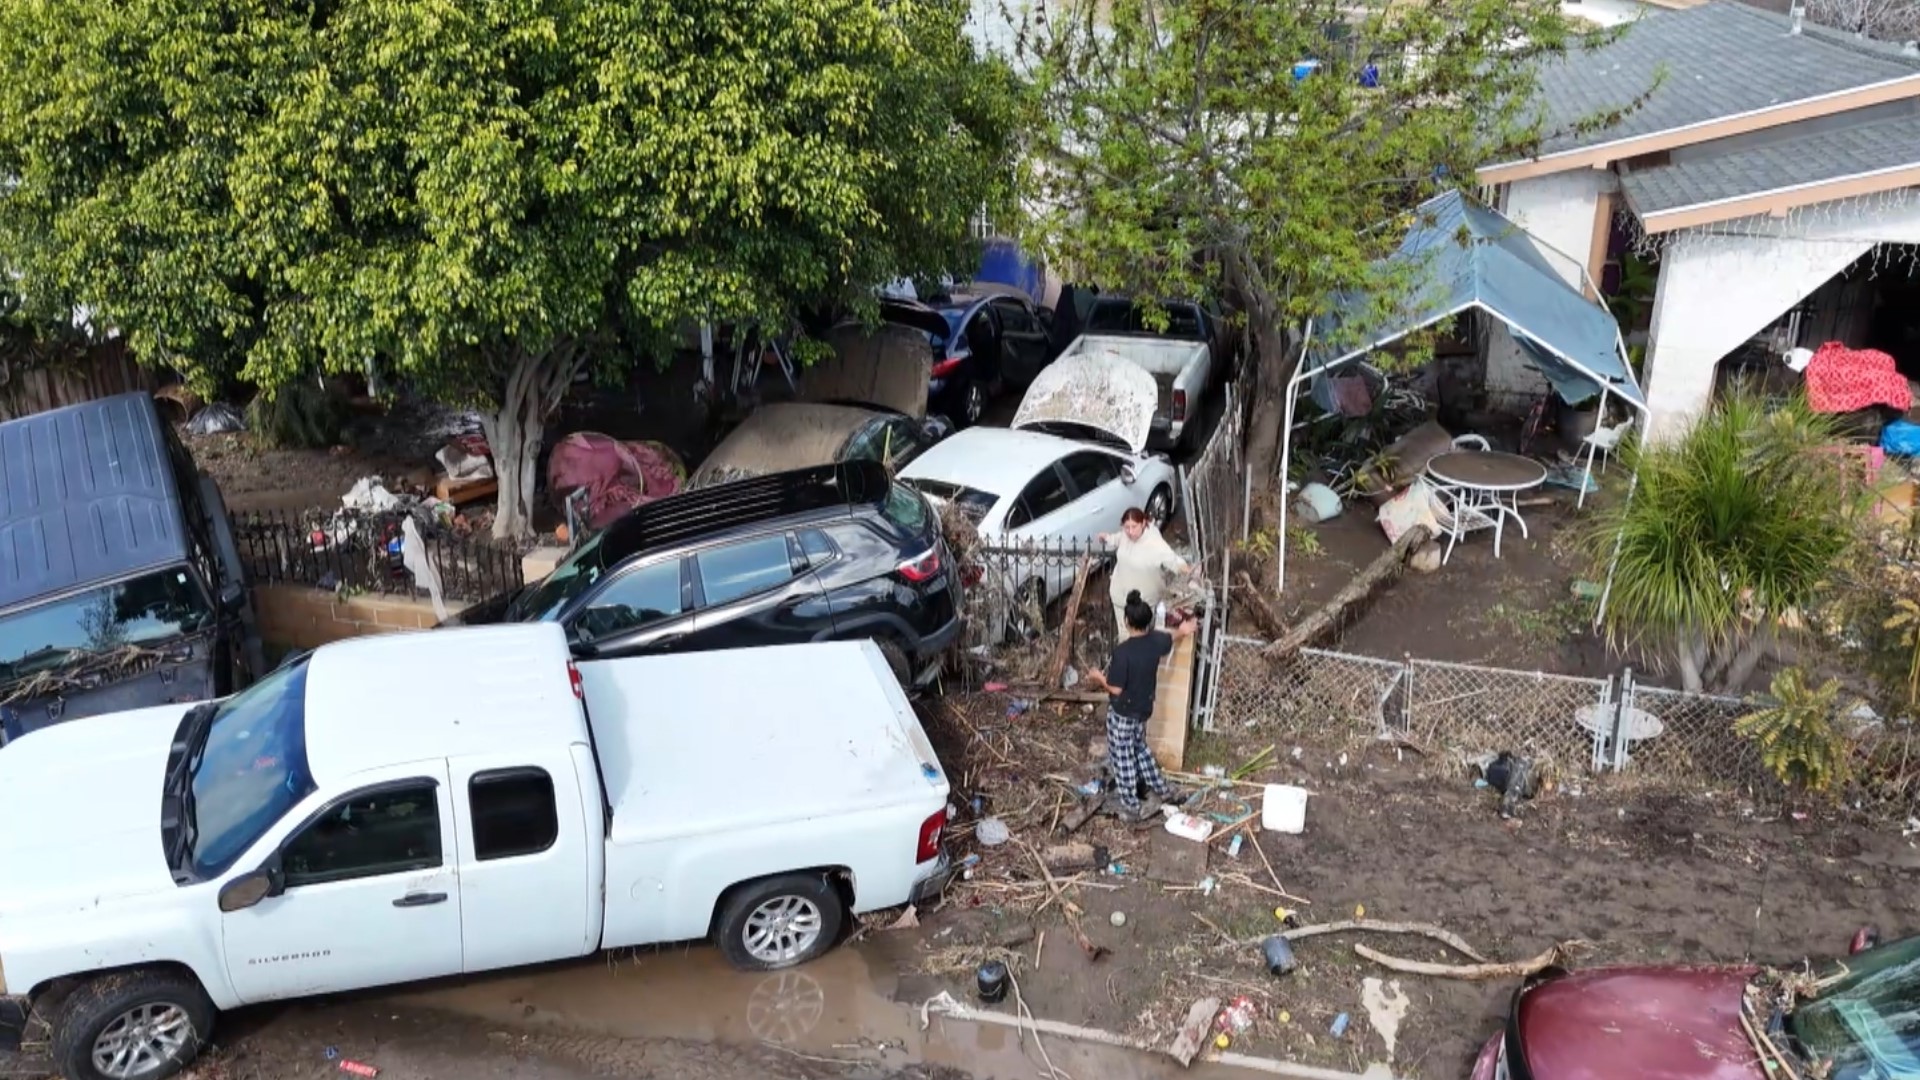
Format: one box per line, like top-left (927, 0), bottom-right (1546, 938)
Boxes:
top-left (398, 943), bottom-right (1272, 1079)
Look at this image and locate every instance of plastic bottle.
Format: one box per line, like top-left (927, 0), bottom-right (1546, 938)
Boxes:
top-left (1215, 997), bottom-right (1256, 1035)
top-left (1227, 834), bottom-right (1244, 859)
top-left (1330, 1013), bottom-right (1351, 1038)
top-left (1155, 601), bottom-right (1168, 629)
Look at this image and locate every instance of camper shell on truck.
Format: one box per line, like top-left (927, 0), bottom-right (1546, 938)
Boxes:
top-left (0, 392), bottom-right (262, 745)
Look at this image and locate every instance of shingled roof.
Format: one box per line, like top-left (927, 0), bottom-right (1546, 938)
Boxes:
top-left (1618, 109), bottom-right (1920, 222)
top-left (1502, 2), bottom-right (1920, 162)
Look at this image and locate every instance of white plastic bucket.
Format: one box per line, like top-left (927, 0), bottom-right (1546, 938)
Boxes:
top-left (1262, 785), bottom-right (1309, 834)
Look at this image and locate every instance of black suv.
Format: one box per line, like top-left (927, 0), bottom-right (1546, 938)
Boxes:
top-left (448, 460), bottom-right (962, 685)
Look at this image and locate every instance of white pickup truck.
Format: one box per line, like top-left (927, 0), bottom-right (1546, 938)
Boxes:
top-left (1053, 333), bottom-right (1213, 451)
top-left (0, 625), bottom-right (951, 1080)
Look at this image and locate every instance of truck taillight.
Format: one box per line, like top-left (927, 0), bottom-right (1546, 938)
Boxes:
top-left (897, 546), bottom-right (942, 583)
top-left (567, 661), bottom-right (584, 699)
top-left (915, 807), bottom-right (945, 864)
top-left (1172, 389), bottom-right (1188, 422)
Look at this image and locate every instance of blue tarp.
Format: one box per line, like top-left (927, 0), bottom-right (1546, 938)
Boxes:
top-left (1305, 190), bottom-right (1645, 410)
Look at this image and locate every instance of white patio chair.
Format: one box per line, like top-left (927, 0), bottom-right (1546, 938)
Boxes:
top-left (1426, 481), bottom-right (1501, 563)
top-left (1577, 417), bottom-right (1635, 509)
top-left (1451, 434), bottom-right (1491, 451)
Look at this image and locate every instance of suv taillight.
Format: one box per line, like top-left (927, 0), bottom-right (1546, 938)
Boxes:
top-left (1172, 389), bottom-right (1188, 422)
top-left (898, 546), bottom-right (942, 583)
top-left (915, 807), bottom-right (945, 863)
top-left (567, 661), bottom-right (584, 700)
top-left (930, 356), bottom-right (963, 379)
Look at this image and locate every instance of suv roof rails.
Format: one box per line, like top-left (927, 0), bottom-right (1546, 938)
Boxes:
top-left (604, 459), bottom-right (891, 555)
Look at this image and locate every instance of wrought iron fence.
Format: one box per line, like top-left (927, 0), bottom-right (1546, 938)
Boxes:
top-left (232, 508), bottom-right (524, 605)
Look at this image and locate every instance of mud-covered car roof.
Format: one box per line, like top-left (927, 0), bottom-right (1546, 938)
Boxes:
top-left (0, 392), bottom-right (189, 611)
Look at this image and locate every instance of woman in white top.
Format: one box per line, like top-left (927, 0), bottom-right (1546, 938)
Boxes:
top-left (1098, 507), bottom-right (1192, 635)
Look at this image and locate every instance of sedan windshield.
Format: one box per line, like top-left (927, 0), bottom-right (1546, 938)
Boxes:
top-left (0, 568), bottom-right (213, 689)
top-left (188, 657), bottom-right (316, 878)
top-left (1793, 936), bottom-right (1920, 1078)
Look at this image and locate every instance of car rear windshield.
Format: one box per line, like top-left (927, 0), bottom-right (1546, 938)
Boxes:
top-left (0, 567), bottom-right (214, 691)
top-left (903, 478), bottom-right (996, 523)
top-left (1087, 300), bottom-right (1205, 339)
top-left (1793, 936), bottom-right (1920, 1074)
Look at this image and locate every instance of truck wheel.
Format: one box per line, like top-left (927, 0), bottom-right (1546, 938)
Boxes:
top-left (874, 638), bottom-right (912, 687)
top-left (51, 970), bottom-right (213, 1080)
top-left (714, 874), bottom-right (846, 972)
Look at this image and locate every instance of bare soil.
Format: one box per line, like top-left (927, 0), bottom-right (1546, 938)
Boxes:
top-left (907, 693), bottom-right (1920, 1079)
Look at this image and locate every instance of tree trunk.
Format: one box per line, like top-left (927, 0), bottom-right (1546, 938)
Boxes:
top-left (1675, 637), bottom-right (1707, 694)
top-left (479, 341), bottom-right (588, 542)
top-left (1716, 633), bottom-right (1773, 696)
top-left (1223, 252), bottom-right (1300, 486)
top-left (1261, 525), bottom-right (1430, 662)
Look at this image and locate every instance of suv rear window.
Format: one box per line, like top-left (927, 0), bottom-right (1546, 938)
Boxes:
top-left (904, 479), bottom-right (997, 523)
top-left (883, 483), bottom-right (932, 533)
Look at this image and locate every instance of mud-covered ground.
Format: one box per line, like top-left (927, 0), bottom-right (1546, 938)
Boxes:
top-left (905, 694), bottom-right (1920, 1078)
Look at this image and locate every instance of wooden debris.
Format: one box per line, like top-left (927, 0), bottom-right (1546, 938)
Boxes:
top-left (884, 906), bottom-right (920, 931)
top-left (1262, 524), bottom-right (1430, 663)
top-left (1233, 572), bottom-right (1288, 640)
top-left (1353, 940), bottom-right (1581, 980)
top-left (1042, 555), bottom-right (1095, 693)
top-left (1042, 841), bottom-right (1103, 874)
top-left (1166, 997), bottom-right (1221, 1068)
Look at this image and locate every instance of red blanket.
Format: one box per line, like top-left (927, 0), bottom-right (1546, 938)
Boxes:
top-left (1804, 342), bottom-right (1913, 415)
top-left (546, 432), bottom-right (686, 528)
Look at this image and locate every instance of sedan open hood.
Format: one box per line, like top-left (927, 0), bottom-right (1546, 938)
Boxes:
top-left (1012, 351), bottom-right (1160, 454)
top-left (810, 321), bottom-right (933, 419)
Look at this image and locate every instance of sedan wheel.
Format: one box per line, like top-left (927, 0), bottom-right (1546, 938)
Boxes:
top-left (1146, 485), bottom-right (1174, 529)
top-left (962, 382), bottom-right (987, 427)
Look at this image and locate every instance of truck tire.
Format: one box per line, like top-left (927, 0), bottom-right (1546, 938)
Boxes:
top-left (874, 638), bottom-right (912, 688)
top-left (713, 874), bottom-right (846, 972)
top-left (51, 969), bottom-right (213, 1080)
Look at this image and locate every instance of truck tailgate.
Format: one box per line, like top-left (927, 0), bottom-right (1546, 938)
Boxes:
top-left (577, 641), bottom-right (950, 845)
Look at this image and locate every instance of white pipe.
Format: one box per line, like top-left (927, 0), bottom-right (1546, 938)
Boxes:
top-left (1274, 319), bottom-right (1318, 595)
top-left (922, 995), bottom-right (1403, 1080)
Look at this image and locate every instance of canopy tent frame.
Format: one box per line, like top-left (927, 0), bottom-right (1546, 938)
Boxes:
top-left (1275, 281), bottom-right (1645, 593)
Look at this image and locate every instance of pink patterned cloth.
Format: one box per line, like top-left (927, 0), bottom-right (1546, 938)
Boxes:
top-left (546, 432), bottom-right (685, 529)
top-left (1804, 342), bottom-right (1913, 415)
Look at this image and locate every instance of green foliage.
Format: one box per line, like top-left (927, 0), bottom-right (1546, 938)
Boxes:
top-left (246, 380), bottom-right (351, 451)
top-left (1013, 0), bottom-right (1595, 470)
top-left (0, 0), bottom-right (1019, 534)
top-left (1882, 597), bottom-right (1920, 714)
top-left (1285, 524), bottom-right (1323, 560)
top-left (1735, 668), bottom-right (1857, 796)
top-left (1586, 391), bottom-right (1866, 692)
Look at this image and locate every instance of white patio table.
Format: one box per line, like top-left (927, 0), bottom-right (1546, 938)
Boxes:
top-left (1425, 449), bottom-right (1549, 561)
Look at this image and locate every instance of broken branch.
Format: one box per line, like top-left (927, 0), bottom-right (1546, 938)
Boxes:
top-left (1353, 941), bottom-right (1581, 980)
top-left (1262, 525), bottom-right (1430, 663)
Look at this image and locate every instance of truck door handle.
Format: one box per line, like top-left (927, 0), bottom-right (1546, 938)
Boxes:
top-left (392, 892), bottom-right (448, 908)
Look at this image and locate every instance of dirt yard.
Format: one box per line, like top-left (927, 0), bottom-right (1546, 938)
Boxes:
top-left (1248, 479), bottom-right (1623, 682)
top-left (904, 692), bottom-right (1920, 1079)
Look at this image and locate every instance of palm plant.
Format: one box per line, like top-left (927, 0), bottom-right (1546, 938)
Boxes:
top-left (1735, 668), bottom-right (1857, 796)
top-left (1586, 391), bottom-right (1868, 694)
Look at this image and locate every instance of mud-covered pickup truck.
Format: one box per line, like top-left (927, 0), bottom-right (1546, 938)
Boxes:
top-left (0, 624), bottom-right (951, 1080)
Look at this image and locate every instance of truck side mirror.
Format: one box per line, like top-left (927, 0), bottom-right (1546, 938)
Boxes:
top-left (218, 868), bottom-right (276, 913)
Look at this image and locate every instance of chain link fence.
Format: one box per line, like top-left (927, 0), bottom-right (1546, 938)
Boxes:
top-left (1212, 637), bottom-right (1406, 741)
top-left (1613, 676), bottom-right (1772, 790)
top-left (1404, 658), bottom-right (1612, 770)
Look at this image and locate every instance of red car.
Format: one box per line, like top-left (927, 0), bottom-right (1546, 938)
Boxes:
top-left (1471, 933), bottom-right (1918, 1080)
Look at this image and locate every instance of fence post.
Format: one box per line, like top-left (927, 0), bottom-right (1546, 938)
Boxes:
top-left (1402, 653), bottom-right (1416, 742)
top-left (1611, 668), bottom-right (1635, 773)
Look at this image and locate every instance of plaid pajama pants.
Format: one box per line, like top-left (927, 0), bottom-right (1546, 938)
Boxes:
top-left (1106, 706), bottom-right (1169, 812)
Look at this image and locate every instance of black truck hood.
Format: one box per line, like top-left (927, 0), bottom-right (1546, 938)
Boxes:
top-left (0, 636), bottom-right (219, 743)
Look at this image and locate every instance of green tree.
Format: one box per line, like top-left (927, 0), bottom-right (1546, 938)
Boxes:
top-left (0, 0), bottom-right (1018, 538)
top-left (1587, 392), bottom-right (1868, 694)
top-left (1013, 0), bottom-right (1582, 479)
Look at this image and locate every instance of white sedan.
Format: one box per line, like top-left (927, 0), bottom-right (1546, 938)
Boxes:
top-left (899, 353), bottom-right (1179, 632)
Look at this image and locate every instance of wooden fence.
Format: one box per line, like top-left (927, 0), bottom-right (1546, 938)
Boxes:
top-left (0, 341), bottom-right (157, 421)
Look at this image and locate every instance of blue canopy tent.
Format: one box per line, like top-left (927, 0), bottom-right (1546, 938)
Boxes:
top-left (1277, 190), bottom-right (1646, 589)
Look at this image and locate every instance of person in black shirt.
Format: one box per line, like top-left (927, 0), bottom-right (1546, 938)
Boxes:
top-left (1085, 590), bottom-right (1198, 821)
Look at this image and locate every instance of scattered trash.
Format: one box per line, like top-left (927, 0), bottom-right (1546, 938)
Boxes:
top-left (1042, 841), bottom-right (1106, 874)
top-left (1200, 875), bottom-right (1217, 896)
top-left (185, 403), bottom-right (246, 435)
top-left (1215, 996), bottom-right (1257, 1035)
top-left (1062, 665), bottom-right (1078, 689)
top-left (1202, 764), bottom-right (1227, 779)
top-left (1570, 579), bottom-right (1603, 600)
top-left (1273, 907), bottom-right (1299, 927)
top-left (323, 1047), bottom-right (340, 1060)
top-left (885, 906), bottom-right (921, 931)
top-left (338, 1062), bottom-right (381, 1079)
top-left (1164, 811), bottom-right (1214, 843)
top-left (983, 681), bottom-right (1010, 693)
top-left (1329, 1013), bottom-right (1351, 1038)
top-left (1851, 926), bottom-right (1881, 954)
top-left (976, 818), bottom-right (1011, 847)
top-left (1262, 935), bottom-right (1298, 976)
top-left (1167, 998), bottom-right (1222, 1068)
top-left (1262, 784), bottom-right (1309, 834)
top-left (1107, 862), bottom-right (1127, 876)
top-left (1293, 482), bottom-right (1344, 523)
top-left (1078, 779), bottom-right (1104, 797)
top-left (1481, 752), bottom-right (1539, 819)
top-left (1214, 1033), bottom-right (1231, 1050)
top-left (1227, 834), bottom-right (1244, 859)
top-left (1277, 1010), bottom-right (1291, 1024)
top-left (1109, 910), bottom-right (1128, 928)
top-left (435, 442), bottom-right (494, 482)
top-left (1361, 978), bottom-right (1410, 1058)
top-left (342, 476), bottom-right (404, 513)
top-left (969, 794), bottom-right (988, 817)
top-left (976, 960), bottom-right (1010, 1004)
top-left (1355, 904), bottom-right (1367, 919)
top-left (1005, 698), bottom-right (1032, 719)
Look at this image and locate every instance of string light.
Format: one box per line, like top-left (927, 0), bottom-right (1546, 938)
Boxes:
top-left (1624, 187), bottom-right (1920, 278)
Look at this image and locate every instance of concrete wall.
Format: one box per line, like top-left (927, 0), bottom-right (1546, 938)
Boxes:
top-left (1486, 171), bottom-right (1614, 404)
top-left (255, 584), bottom-right (465, 651)
top-left (1640, 197), bottom-right (1920, 443)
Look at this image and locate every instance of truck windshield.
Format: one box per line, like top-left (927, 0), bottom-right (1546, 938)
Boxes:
top-left (1792, 936), bottom-right (1920, 1079)
top-left (507, 530), bottom-right (611, 622)
top-left (0, 568), bottom-right (213, 691)
top-left (188, 657), bottom-right (316, 878)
